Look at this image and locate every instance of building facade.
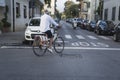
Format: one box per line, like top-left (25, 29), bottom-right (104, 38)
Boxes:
top-left (103, 0), bottom-right (120, 24)
top-left (0, 0), bottom-right (44, 32)
top-left (87, 0), bottom-right (99, 21)
top-left (44, 0), bottom-right (56, 16)
top-left (0, 0), bottom-right (5, 21)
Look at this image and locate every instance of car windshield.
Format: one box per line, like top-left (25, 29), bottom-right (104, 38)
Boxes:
top-left (91, 21), bottom-right (96, 24)
top-left (29, 19), bottom-right (40, 26)
top-left (77, 18), bottom-right (82, 21)
top-left (100, 21), bottom-right (107, 27)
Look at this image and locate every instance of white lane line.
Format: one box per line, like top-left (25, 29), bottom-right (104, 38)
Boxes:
top-left (87, 35), bottom-right (98, 40)
top-left (65, 35), bottom-right (72, 39)
top-left (98, 36), bottom-right (110, 40)
top-left (1, 46), bottom-right (32, 49)
top-left (1, 46), bottom-right (120, 50)
top-left (64, 47), bottom-right (120, 50)
top-left (76, 35), bottom-right (85, 39)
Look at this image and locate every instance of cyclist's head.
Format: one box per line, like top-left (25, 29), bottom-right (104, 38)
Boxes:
top-left (44, 9), bottom-right (50, 15)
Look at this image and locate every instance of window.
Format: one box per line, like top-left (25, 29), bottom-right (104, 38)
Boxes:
top-left (112, 7), bottom-right (116, 21)
top-left (118, 6), bottom-right (120, 21)
top-left (104, 9), bottom-right (108, 20)
top-left (29, 19), bottom-right (40, 26)
top-left (16, 3), bottom-right (20, 18)
top-left (24, 5), bottom-right (27, 18)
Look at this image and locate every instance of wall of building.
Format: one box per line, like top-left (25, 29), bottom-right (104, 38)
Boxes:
top-left (0, 0), bottom-right (5, 20)
top-left (5, 0), bottom-right (29, 31)
top-left (103, 0), bottom-right (120, 24)
top-left (88, 0), bottom-right (99, 21)
top-left (51, 0), bottom-right (55, 15)
top-left (1, 0), bottom-right (44, 32)
top-left (0, 7), bottom-right (5, 21)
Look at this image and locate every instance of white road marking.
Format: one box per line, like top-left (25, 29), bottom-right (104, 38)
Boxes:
top-left (1, 46), bottom-right (120, 51)
top-left (65, 35), bottom-right (72, 39)
top-left (87, 35), bottom-right (98, 40)
top-left (71, 42), bottom-right (79, 46)
top-left (76, 35), bottom-right (85, 39)
top-left (71, 41), bottom-right (109, 47)
top-left (1, 46), bottom-right (32, 49)
top-left (98, 36), bottom-right (110, 40)
top-left (64, 47), bottom-right (120, 50)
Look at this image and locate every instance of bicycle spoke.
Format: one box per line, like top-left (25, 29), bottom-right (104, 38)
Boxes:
top-left (32, 40), bottom-right (45, 57)
top-left (54, 37), bottom-right (64, 54)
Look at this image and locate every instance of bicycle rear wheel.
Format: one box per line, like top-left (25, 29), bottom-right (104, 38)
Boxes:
top-left (53, 37), bottom-right (65, 54)
top-left (32, 39), bottom-right (46, 57)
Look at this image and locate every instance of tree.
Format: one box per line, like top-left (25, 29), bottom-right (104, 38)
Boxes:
top-left (64, 1), bottom-right (74, 10)
top-left (44, 0), bottom-right (51, 7)
top-left (96, 0), bottom-right (103, 19)
top-left (64, 1), bottom-right (79, 18)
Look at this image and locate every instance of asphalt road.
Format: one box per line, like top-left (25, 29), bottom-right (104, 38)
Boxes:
top-left (0, 21), bottom-right (120, 80)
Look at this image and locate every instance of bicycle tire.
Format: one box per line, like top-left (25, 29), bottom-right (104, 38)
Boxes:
top-left (32, 39), bottom-right (46, 57)
top-left (53, 37), bottom-right (65, 54)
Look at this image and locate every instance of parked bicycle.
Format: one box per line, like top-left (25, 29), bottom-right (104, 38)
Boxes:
top-left (32, 27), bottom-right (65, 57)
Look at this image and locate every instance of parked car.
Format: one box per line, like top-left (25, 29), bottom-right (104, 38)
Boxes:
top-left (94, 20), bottom-right (115, 35)
top-left (86, 20), bottom-right (96, 31)
top-left (80, 19), bottom-right (89, 29)
top-left (25, 17), bottom-right (41, 41)
top-left (113, 23), bottom-right (120, 41)
top-left (77, 18), bottom-right (83, 27)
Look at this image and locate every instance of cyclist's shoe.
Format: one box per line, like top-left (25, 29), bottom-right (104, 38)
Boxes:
top-left (48, 48), bottom-right (53, 53)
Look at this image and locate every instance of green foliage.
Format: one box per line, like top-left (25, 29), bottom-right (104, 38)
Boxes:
top-left (1, 18), bottom-right (11, 27)
top-left (45, 0), bottom-right (51, 7)
top-left (1, 5), bottom-right (11, 28)
top-left (64, 1), bottom-right (74, 9)
top-left (0, 22), bottom-right (3, 30)
top-left (64, 3), bottom-right (79, 18)
top-left (96, 0), bottom-right (103, 17)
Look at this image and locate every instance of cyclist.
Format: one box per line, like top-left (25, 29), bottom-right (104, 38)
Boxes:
top-left (39, 9), bottom-right (60, 53)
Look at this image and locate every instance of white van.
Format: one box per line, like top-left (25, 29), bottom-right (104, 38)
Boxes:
top-left (25, 17), bottom-right (41, 41)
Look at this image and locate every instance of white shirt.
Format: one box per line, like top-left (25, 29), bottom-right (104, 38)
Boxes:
top-left (40, 14), bottom-right (58, 32)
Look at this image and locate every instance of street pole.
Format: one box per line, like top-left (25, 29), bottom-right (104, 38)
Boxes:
top-left (95, 0), bottom-right (97, 21)
top-left (12, 0), bottom-right (15, 32)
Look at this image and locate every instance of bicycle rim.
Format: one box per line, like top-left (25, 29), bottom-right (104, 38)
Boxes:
top-left (32, 40), bottom-right (46, 57)
top-left (53, 37), bottom-right (65, 54)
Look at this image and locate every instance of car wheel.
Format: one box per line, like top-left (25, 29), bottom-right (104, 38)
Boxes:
top-left (73, 27), bottom-right (76, 29)
top-left (94, 29), bottom-right (96, 33)
top-left (96, 30), bottom-right (101, 35)
top-left (88, 27), bottom-right (91, 31)
top-left (113, 34), bottom-right (119, 42)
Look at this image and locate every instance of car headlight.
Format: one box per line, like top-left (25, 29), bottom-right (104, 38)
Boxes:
top-left (25, 28), bottom-right (31, 34)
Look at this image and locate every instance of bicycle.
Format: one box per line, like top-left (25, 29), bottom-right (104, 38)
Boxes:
top-left (32, 27), bottom-right (65, 57)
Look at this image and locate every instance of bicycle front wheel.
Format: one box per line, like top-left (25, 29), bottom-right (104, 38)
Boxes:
top-left (53, 37), bottom-right (65, 54)
top-left (32, 39), bottom-right (46, 57)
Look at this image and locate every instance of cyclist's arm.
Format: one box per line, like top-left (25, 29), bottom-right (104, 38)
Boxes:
top-left (49, 16), bottom-right (59, 27)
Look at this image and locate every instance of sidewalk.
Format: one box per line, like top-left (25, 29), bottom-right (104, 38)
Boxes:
top-left (0, 31), bottom-right (25, 46)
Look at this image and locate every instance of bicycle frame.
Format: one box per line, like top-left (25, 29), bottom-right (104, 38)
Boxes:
top-left (32, 27), bottom-right (64, 56)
